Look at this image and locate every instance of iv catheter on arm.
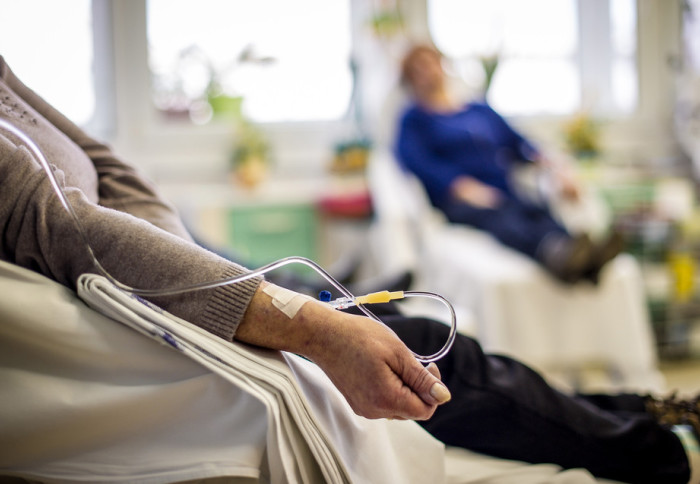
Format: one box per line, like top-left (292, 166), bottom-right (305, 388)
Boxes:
top-left (0, 118), bottom-right (457, 364)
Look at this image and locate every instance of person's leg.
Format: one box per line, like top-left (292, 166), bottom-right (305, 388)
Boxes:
top-left (441, 199), bottom-right (593, 282)
top-left (383, 316), bottom-right (690, 484)
top-left (441, 199), bottom-right (551, 259)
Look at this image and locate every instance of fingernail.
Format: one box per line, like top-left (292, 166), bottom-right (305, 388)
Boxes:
top-left (430, 382), bottom-right (451, 403)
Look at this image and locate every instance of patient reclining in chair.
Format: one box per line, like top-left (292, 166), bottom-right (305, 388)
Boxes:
top-left (395, 44), bottom-right (624, 285)
top-left (0, 54), bottom-right (697, 484)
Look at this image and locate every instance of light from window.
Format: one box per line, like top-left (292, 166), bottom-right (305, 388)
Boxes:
top-left (428, 0), bottom-right (579, 116)
top-left (0, 0), bottom-right (95, 126)
top-left (428, 0), bottom-right (638, 116)
top-left (610, 0), bottom-right (638, 113)
top-left (147, 0), bottom-right (353, 124)
top-left (684, 0), bottom-right (700, 73)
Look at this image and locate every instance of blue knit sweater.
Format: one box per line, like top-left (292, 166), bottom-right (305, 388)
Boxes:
top-left (394, 101), bottom-right (539, 209)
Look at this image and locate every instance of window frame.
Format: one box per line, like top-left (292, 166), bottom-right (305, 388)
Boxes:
top-left (106, 0), bottom-right (355, 182)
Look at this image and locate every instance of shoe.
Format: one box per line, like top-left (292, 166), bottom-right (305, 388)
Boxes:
top-left (541, 234), bottom-right (595, 284)
top-left (645, 392), bottom-right (700, 438)
top-left (584, 231), bottom-right (626, 285)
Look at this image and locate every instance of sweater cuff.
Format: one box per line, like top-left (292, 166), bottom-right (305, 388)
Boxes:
top-left (200, 264), bottom-right (263, 341)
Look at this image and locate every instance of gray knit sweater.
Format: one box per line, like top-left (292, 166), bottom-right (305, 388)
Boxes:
top-left (0, 57), bottom-right (261, 341)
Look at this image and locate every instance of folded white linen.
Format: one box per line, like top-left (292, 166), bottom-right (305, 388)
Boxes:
top-left (0, 264), bottom-right (268, 483)
top-left (76, 273), bottom-right (447, 484)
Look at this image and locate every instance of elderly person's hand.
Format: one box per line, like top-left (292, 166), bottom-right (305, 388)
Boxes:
top-left (305, 309), bottom-right (449, 420)
top-left (236, 282), bottom-right (450, 420)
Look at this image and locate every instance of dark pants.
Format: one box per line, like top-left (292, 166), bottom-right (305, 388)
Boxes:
top-left (368, 309), bottom-right (690, 484)
top-left (441, 197), bottom-right (569, 262)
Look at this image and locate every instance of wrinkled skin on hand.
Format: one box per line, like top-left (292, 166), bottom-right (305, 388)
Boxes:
top-left (236, 283), bottom-right (450, 420)
top-left (308, 309), bottom-right (448, 420)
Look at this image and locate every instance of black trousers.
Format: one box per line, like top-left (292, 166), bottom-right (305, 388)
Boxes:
top-left (375, 312), bottom-right (690, 484)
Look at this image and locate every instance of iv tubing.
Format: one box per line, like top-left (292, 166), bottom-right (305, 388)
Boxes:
top-left (0, 118), bottom-right (457, 363)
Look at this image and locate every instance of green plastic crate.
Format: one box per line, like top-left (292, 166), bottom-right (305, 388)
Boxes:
top-left (227, 203), bottom-right (319, 276)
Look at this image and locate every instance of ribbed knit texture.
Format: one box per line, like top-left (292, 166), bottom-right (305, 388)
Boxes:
top-left (202, 265), bottom-right (261, 341)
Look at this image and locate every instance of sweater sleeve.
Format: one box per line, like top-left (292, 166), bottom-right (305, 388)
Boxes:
top-left (0, 133), bottom-right (260, 342)
top-left (477, 103), bottom-right (540, 163)
top-left (0, 57), bottom-right (262, 341)
top-left (1, 60), bottom-right (193, 240)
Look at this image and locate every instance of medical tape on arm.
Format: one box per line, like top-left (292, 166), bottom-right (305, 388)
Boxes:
top-left (262, 284), bottom-right (315, 319)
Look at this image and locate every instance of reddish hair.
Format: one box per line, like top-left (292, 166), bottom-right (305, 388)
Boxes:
top-left (400, 44), bottom-right (443, 86)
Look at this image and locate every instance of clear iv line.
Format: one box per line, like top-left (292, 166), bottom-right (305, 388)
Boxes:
top-left (0, 117), bottom-right (457, 363)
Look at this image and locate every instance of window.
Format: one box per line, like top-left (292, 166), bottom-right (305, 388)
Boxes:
top-left (0, 0), bottom-right (95, 126)
top-left (147, 0), bottom-right (353, 124)
top-left (610, 0), bottom-right (638, 113)
top-left (684, 0), bottom-right (700, 73)
top-left (428, 0), bottom-right (638, 116)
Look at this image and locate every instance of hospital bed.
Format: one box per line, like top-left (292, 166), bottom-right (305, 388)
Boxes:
top-left (0, 260), bottom-right (623, 483)
top-left (367, 149), bottom-right (665, 394)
